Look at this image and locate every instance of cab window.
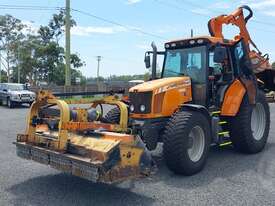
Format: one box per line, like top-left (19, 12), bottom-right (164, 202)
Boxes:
top-left (209, 52), bottom-right (223, 75)
top-left (163, 46), bottom-right (207, 84)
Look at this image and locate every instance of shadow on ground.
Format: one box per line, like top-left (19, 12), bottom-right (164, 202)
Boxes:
top-left (8, 173), bottom-right (155, 206)
top-left (143, 142), bottom-right (275, 189)
top-left (8, 142), bottom-right (275, 206)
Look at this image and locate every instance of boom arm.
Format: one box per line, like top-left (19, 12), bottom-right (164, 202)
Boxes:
top-left (208, 5), bottom-right (272, 72)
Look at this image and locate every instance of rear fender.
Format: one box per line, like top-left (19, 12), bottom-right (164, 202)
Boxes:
top-left (221, 79), bottom-right (246, 116)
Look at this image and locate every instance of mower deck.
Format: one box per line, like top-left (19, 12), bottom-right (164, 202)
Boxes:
top-left (15, 132), bottom-right (150, 184)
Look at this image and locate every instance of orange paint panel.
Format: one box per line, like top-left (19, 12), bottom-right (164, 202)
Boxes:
top-left (36, 124), bottom-right (49, 133)
top-left (221, 80), bottom-right (246, 116)
top-left (153, 92), bottom-right (165, 114)
top-left (101, 132), bottom-right (135, 145)
top-left (161, 86), bottom-right (192, 116)
top-left (62, 122), bottom-right (115, 131)
top-left (130, 84), bottom-right (192, 119)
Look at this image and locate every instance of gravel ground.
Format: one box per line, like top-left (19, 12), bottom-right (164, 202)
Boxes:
top-left (0, 104), bottom-right (275, 206)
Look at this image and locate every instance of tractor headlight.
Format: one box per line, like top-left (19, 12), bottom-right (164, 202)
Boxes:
top-left (140, 104), bottom-right (146, 112)
top-left (130, 104), bottom-right (135, 112)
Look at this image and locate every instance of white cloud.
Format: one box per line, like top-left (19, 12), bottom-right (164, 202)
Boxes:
top-left (241, 0), bottom-right (275, 9)
top-left (136, 44), bottom-right (150, 50)
top-left (21, 20), bottom-right (39, 35)
top-left (263, 11), bottom-right (275, 16)
top-left (191, 8), bottom-right (209, 16)
top-left (71, 26), bottom-right (127, 36)
top-left (126, 0), bottom-right (142, 5)
top-left (211, 2), bottom-right (231, 9)
top-left (240, 0), bottom-right (275, 16)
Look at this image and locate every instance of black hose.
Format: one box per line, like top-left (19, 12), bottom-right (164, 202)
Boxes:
top-left (240, 5), bottom-right (253, 23)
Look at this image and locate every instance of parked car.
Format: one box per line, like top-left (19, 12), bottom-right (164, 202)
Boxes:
top-left (0, 83), bottom-right (36, 108)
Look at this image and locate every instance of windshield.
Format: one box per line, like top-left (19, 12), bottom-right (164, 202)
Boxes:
top-left (162, 46), bottom-right (207, 83)
top-left (7, 84), bottom-right (24, 91)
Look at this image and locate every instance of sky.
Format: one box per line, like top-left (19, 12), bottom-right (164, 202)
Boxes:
top-left (0, 0), bottom-right (274, 78)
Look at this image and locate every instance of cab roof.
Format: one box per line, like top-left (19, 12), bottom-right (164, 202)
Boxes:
top-left (165, 36), bottom-right (234, 49)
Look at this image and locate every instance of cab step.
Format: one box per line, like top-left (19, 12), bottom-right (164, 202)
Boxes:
top-left (219, 141), bottom-right (232, 147)
top-left (218, 121), bottom-right (227, 125)
top-left (211, 111), bottom-right (231, 146)
top-left (211, 111), bottom-right (221, 115)
top-left (218, 131), bottom-right (229, 136)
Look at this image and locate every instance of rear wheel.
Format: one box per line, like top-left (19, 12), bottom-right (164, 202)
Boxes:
top-left (229, 91), bottom-right (270, 153)
top-left (163, 111), bottom-right (210, 175)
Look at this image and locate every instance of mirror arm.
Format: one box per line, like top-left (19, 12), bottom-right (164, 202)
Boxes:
top-left (151, 42), bottom-right (157, 80)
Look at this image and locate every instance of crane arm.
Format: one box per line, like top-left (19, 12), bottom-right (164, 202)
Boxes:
top-left (208, 5), bottom-right (272, 72)
top-left (208, 5), bottom-right (252, 48)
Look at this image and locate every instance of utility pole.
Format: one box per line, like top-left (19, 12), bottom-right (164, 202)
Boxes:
top-left (65, 0), bottom-right (71, 86)
top-left (0, 51), bottom-right (1, 83)
top-left (96, 56), bottom-right (102, 87)
top-left (18, 47), bottom-right (20, 83)
top-left (191, 29), bottom-right (194, 37)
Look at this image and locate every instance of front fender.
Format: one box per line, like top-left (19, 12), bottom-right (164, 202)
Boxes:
top-left (180, 104), bottom-right (211, 123)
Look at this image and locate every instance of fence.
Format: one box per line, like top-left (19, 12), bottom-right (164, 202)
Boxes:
top-left (29, 82), bottom-right (130, 94)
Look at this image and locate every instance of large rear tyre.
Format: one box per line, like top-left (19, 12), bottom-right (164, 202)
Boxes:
top-left (163, 111), bottom-right (210, 176)
top-left (229, 90), bottom-right (270, 154)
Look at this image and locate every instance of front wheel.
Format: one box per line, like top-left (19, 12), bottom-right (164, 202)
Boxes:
top-left (229, 90), bottom-right (270, 154)
top-left (103, 107), bottom-right (120, 124)
top-left (7, 98), bottom-right (14, 108)
top-left (163, 110), bottom-right (210, 176)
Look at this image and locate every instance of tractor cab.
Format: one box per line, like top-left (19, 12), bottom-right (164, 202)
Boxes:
top-left (144, 36), bottom-right (275, 109)
top-left (144, 37), bottom-right (238, 108)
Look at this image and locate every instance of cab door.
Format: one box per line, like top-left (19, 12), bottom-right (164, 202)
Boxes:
top-left (230, 39), bottom-right (275, 92)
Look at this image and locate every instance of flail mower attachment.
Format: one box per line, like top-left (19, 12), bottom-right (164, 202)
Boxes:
top-left (15, 91), bottom-right (153, 184)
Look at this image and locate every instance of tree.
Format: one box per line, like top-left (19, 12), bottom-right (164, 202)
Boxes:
top-left (0, 70), bottom-right (7, 82)
top-left (0, 15), bottom-right (25, 82)
top-left (32, 10), bottom-right (83, 85)
top-left (3, 10), bottom-right (85, 86)
top-left (272, 62), bottom-right (275, 69)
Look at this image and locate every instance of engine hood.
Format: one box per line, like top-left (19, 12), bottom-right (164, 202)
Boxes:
top-left (9, 90), bottom-right (35, 96)
top-left (129, 77), bottom-right (191, 93)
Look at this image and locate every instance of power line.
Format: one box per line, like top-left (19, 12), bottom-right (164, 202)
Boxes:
top-left (0, 4), bottom-right (168, 40)
top-left (0, 7), bottom-right (61, 11)
top-left (177, 0), bottom-right (275, 27)
top-left (71, 8), bottom-right (168, 40)
top-left (0, 3), bottom-right (275, 28)
top-left (154, 0), bottom-right (275, 33)
top-left (253, 19), bottom-right (275, 27)
top-left (0, 3), bottom-right (274, 39)
top-left (0, 4), bottom-right (62, 9)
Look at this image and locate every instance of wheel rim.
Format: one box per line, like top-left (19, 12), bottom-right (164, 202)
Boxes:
top-left (187, 126), bottom-right (205, 162)
top-left (251, 103), bottom-right (266, 141)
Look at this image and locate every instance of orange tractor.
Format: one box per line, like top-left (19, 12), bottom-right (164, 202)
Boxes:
top-left (106, 5), bottom-right (275, 175)
top-left (15, 5), bottom-right (275, 183)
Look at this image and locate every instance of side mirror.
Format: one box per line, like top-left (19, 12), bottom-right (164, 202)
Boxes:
top-left (144, 54), bottom-right (151, 69)
top-left (214, 46), bottom-right (227, 63)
